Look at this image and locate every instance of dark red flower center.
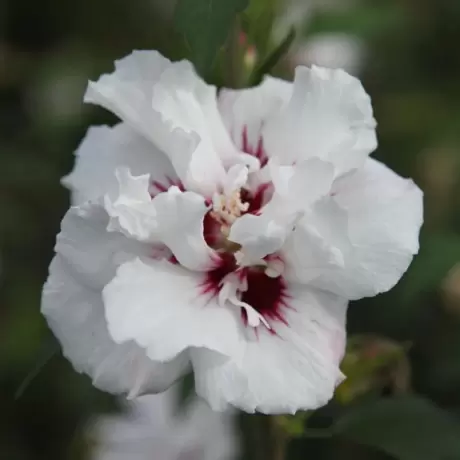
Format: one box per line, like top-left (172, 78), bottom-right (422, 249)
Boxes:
top-left (241, 270), bottom-right (289, 326)
top-left (201, 255), bottom-right (289, 330)
top-left (203, 182), bottom-right (272, 250)
top-left (152, 127), bottom-right (288, 330)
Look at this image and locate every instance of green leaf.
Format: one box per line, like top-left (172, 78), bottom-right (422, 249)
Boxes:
top-left (334, 395), bottom-right (460, 460)
top-left (174, 0), bottom-right (249, 76)
top-left (248, 27), bottom-right (295, 87)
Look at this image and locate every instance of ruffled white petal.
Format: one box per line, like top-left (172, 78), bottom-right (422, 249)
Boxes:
top-left (283, 198), bottom-right (350, 284)
top-left (229, 158), bottom-right (334, 263)
top-left (263, 66), bottom-right (377, 176)
top-left (104, 167), bottom-right (159, 241)
top-left (55, 201), bottom-right (149, 290)
top-left (62, 123), bottom-right (176, 205)
top-left (192, 287), bottom-right (347, 414)
top-left (268, 157), bottom-right (335, 210)
top-left (84, 51), bottom-right (240, 196)
top-left (218, 76), bottom-right (292, 153)
top-left (105, 168), bottom-right (216, 271)
top-left (302, 158), bottom-right (423, 299)
top-left (230, 213), bottom-right (288, 266)
top-left (42, 201), bottom-right (188, 396)
top-left (152, 60), bottom-right (241, 172)
top-left (151, 187), bottom-right (217, 271)
top-left (103, 258), bottom-right (245, 363)
top-left (223, 164), bottom-right (249, 196)
top-left (42, 255), bottom-right (188, 398)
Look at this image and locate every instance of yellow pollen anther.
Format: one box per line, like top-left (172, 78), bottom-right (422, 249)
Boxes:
top-left (211, 189), bottom-right (249, 227)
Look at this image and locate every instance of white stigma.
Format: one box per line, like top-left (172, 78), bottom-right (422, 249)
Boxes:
top-left (218, 273), bottom-right (271, 329)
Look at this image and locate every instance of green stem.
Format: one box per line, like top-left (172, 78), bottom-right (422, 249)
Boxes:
top-left (245, 415), bottom-right (287, 460)
top-left (268, 416), bottom-right (287, 460)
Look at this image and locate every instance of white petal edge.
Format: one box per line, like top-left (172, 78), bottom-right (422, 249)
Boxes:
top-left (42, 255), bottom-right (189, 397)
top-left (104, 167), bottom-right (159, 242)
top-left (307, 158), bottom-right (424, 299)
top-left (103, 258), bottom-right (245, 363)
top-left (55, 200), bottom-right (150, 291)
top-left (262, 65), bottom-right (377, 176)
top-left (282, 197), bottom-right (350, 284)
top-left (84, 51), bottom-right (241, 196)
top-left (218, 76), bottom-right (292, 155)
top-left (151, 186), bottom-right (218, 271)
top-left (104, 168), bottom-right (217, 271)
top-left (62, 123), bottom-right (176, 205)
top-left (229, 158), bottom-right (335, 262)
top-left (191, 286), bottom-right (347, 414)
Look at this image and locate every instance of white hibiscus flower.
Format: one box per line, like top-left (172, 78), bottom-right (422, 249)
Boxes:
top-left (88, 385), bottom-right (238, 460)
top-left (41, 50), bottom-right (423, 414)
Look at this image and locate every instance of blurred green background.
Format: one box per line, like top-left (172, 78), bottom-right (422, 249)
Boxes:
top-left (3, 0), bottom-right (460, 458)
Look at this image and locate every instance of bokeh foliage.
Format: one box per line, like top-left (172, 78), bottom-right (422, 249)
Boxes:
top-left (2, 0), bottom-right (460, 458)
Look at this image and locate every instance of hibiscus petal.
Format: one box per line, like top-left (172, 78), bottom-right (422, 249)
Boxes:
top-left (62, 123), bottom-right (176, 205)
top-left (44, 201), bottom-right (187, 396)
top-left (268, 157), bottom-right (335, 209)
top-left (104, 169), bottom-right (216, 271)
top-left (151, 187), bottom-right (217, 271)
top-left (42, 255), bottom-right (189, 397)
top-left (191, 286), bottom-right (347, 414)
top-left (307, 158), bottom-right (423, 299)
top-left (283, 198), bottom-right (350, 284)
top-left (103, 258), bottom-right (245, 363)
top-left (262, 65), bottom-right (377, 176)
top-left (229, 158), bottom-right (334, 262)
top-left (230, 213), bottom-right (288, 265)
top-left (218, 76), bottom-right (292, 154)
top-left (104, 167), bottom-right (159, 242)
top-left (56, 201), bottom-right (150, 291)
top-left (84, 51), bottom-right (238, 196)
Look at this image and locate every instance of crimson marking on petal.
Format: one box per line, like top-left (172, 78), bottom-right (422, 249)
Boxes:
top-left (255, 136), bottom-right (268, 167)
top-left (203, 212), bottom-right (223, 249)
top-left (151, 177), bottom-right (185, 197)
top-left (241, 270), bottom-right (290, 328)
top-left (151, 180), bottom-right (168, 194)
top-left (239, 183), bottom-right (273, 215)
top-left (241, 125), bottom-right (268, 167)
top-left (168, 255), bottom-right (179, 265)
top-left (199, 254), bottom-right (291, 332)
top-left (199, 253), bottom-right (237, 298)
top-left (249, 183), bottom-right (272, 213)
top-left (167, 177), bottom-right (185, 191)
top-left (236, 267), bottom-right (248, 283)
